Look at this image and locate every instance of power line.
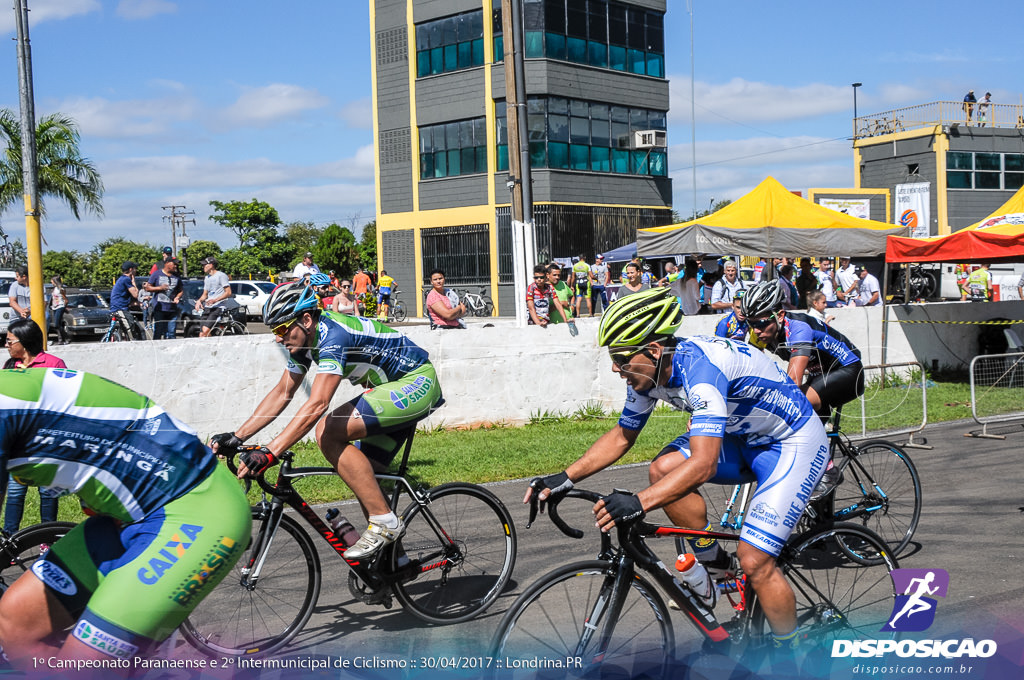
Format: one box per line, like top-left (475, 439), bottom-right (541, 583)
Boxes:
top-left (669, 135), bottom-right (849, 172)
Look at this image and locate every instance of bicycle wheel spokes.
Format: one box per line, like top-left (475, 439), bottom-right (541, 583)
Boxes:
top-left (491, 561), bottom-right (673, 678)
top-left (0, 522), bottom-right (76, 593)
top-left (833, 442), bottom-right (921, 555)
top-left (392, 483), bottom-right (515, 623)
top-left (181, 508), bottom-right (321, 657)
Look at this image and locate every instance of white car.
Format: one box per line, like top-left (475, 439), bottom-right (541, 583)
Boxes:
top-left (231, 280), bottom-right (277, 319)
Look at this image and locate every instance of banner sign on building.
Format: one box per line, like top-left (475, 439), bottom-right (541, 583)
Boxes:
top-left (818, 198), bottom-right (871, 219)
top-left (895, 182), bottom-right (931, 239)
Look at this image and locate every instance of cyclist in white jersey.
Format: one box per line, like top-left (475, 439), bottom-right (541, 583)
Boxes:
top-left (526, 288), bottom-right (828, 653)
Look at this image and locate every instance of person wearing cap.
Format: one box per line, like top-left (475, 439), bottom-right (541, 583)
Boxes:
top-left (292, 251), bottom-right (321, 281)
top-left (146, 258), bottom-right (183, 339)
top-left (150, 246), bottom-right (174, 275)
top-left (963, 89), bottom-right (977, 125)
top-left (110, 261), bottom-right (143, 338)
top-left (589, 254), bottom-right (611, 315)
top-left (194, 256), bottom-right (237, 337)
top-left (854, 265), bottom-right (881, 306)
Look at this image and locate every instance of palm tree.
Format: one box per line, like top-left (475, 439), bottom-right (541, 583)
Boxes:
top-left (0, 108), bottom-right (103, 221)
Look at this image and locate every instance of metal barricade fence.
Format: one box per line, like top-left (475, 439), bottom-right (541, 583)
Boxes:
top-left (967, 351), bottom-right (1024, 439)
top-left (853, 361), bottom-right (930, 448)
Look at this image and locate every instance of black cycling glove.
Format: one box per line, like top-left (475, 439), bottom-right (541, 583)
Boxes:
top-left (210, 432), bottom-right (243, 453)
top-left (238, 447), bottom-right (278, 477)
top-left (601, 491), bottom-right (646, 526)
top-left (530, 471), bottom-right (574, 511)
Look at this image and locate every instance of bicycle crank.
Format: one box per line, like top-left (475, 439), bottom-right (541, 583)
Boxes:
top-left (348, 572), bottom-right (393, 608)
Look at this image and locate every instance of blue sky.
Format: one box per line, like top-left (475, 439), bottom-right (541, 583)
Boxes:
top-left (0, 0), bottom-right (1017, 253)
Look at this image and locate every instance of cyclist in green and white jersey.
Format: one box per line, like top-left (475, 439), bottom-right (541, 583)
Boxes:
top-left (211, 282), bottom-right (443, 561)
top-left (0, 368), bottom-right (250, 667)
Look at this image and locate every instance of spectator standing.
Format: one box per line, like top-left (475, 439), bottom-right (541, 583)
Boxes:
top-left (658, 262), bottom-right (685, 308)
top-left (589, 254), bottom-right (611, 315)
top-left (376, 270), bottom-right (395, 321)
top-left (527, 264), bottom-right (568, 327)
top-left (110, 261), bottom-right (141, 338)
top-left (194, 257), bottom-right (236, 337)
top-left (854, 266), bottom-right (882, 306)
top-left (332, 280), bottom-right (359, 315)
top-left (150, 245), bottom-right (174, 275)
top-left (328, 270), bottom-right (340, 289)
top-left (1017, 270), bottom-right (1024, 301)
top-left (679, 260), bottom-right (702, 315)
top-left (571, 254), bottom-right (593, 317)
top-left (963, 90), bottom-right (977, 124)
top-left (795, 258), bottom-right (818, 310)
top-left (618, 262), bottom-right (650, 299)
top-left (425, 269), bottom-right (467, 329)
top-left (292, 252), bottom-right (321, 281)
top-left (778, 264), bottom-right (799, 310)
top-left (710, 260), bottom-right (746, 313)
top-left (965, 263), bottom-right (993, 301)
top-left (977, 92), bottom-right (992, 127)
top-left (352, 267), bottom-right (373, 313)
top-left (3, 318), bottom-right (64, 533)
top-left (146, 258), bottom-right (183, 339)
top-left (8, 266), bottom-right (30, 320)
top-left (752, 258), bottom-right (767, 283)
top-left (806, 290), bottom-right (836, 325)
top-left (547, 263), bottom-right (574, 324)
top-left (814, 257), bottom-right (839, 307)
top-left (835, 256), bottom-right (858, 304)
top-left (49, 275), bottom-right (69, 345)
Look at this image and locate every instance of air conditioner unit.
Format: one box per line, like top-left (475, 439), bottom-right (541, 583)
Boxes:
top-left (633, 129), bottom-right (667, 149)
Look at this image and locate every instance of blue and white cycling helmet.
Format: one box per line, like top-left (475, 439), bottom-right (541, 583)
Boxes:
top-left (262, 282), bottom-right (320, 327)
top-left (309, 272), bottom-right (331, 287)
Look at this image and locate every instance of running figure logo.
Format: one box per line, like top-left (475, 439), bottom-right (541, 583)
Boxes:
top-left (882, 568), bottom-right (949, 632)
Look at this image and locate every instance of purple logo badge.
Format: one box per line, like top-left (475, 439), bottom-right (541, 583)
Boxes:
top-left (882, 568), bottom-right (949, 632)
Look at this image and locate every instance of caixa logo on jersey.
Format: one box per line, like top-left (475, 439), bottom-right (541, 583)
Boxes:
top-left (832, 568), bottom-right (998, 659)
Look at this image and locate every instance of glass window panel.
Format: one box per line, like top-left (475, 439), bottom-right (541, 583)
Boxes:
top-left (428, 21), bottom-right (443, 49)
top-left (496, 144), bottom-right (509, 172)
top-left (548, 114), bottom-right (570, 142)
top-left (493, 35), bottom-right (504, 61)
top-left (591, 103), bottom-right (609, 121)
top-left (433, 126), bottom-right (446, 150)
top-left (647, 52), bottom-right (664, 78)
top-left (545, 1), bottom-right (565, 32)
top-left (447, 149), bottom-right (461, 176)
top-left (458, 41), bottom-right (473, 69)
top-left (976, 153), bottom-right (1001, 171)
top-left (630, 109), bottom-right (648, 129)
top-left (570, 116), bottom-right (590, 144)
top-left (466, 10), bottom-right (484, 39)
top-left (493, 6), bottom-right (503, 35)
top-left (474, 118), bottom-right (487, 145)
top-left (612, 121), bottom-right (629, 147)
top-left (444, 44), bottom-right (458, 71)
top-left (472, 38), bottom-right (484, 65)
top-left (946, 152), bottom-right (973, 170)
top-left (528, 98), bottom-right (547, 115)
top-left (1005, 173), bottom-right (1024, 190)
top-left (592, 119), bottom-right (610, 147)
top-left (946, 171), bottom-right (971, 188)
top-left (567, 2), bottom-right (587, 39)
top-left (421, 153), bottom-right (434, 179)
top-left (445, 122), bottom-right (460, 148)
top-left (443, 16), bottom-right (458, 44)
top-left (524, 0), bottom-right (544, 30)
top-left (646, 12), bottom-right (664, 52)
top-left (417, 51), bottom-right (430, 77)
top-left (495, 100), bottom-right (507, 118)
top-left (528, 112), bottom-right (546, 141)
top-left (611, 105), bottom-right (629, 123)
top-left (460, 120), bottom-right (475, 147)
top-left (529, 140), bottom-right (547, 168)
top-left (627, 48), bottom-right (645, 74)
top-left (649, 151), bottom-right (666, 176)
top-left (434, 151), bottom-right (447, 178)
top-left (611, 148), bottom-right (629, 173)
top-left (461, 147), bottom-right (476, 174)
top-left (591, 146), bottom-right (610, 172)
top-left (570, 144), bottom-right (589, 170)
top-left (430, 47), bottom-right (443, 75)
top-left (476, 146), bottom-right (487, 172)
top-left (420, 127), bottom-right (433, 154)
top-left (567, 36), bottom-right (587, 62)
top-left (626, 8), bottom-right (645, 49)
top-left (453, 14), bottom-right (466, 42)
top-left (588, 3), bottom-right (607, 42)
top-left (545, 31), bottom-right (566, 59)
top-left (608, 5), bottom-right (626, 44)
top-left (549, 142), bottom-right (569, 169)
top-left (631, 151), bottom-right (649, 175)
top-left (976, 172), bottom-right (1000, 189)
top-left (649, 111), bottom-right (667, 130)
top-left (526, 30), bottom-right (544, 57)
top-left (609, 44), bottom-right (626, 70)
top-left (416, 24), bottom-right (429, 51)
top-left (1006, 154), bottom-right (1024, 171)
top-left (569, 99), bottom-right (588, 117)
top-left (588, 41), bottom-right (607, 67)
top-left (496, 116), bottom-right (507, 145)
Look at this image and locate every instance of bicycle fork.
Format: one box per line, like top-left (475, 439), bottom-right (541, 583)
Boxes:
top-left (576, 556), bottom-right (637, 662)
top-left (240, 501), bottom-right (287, 589)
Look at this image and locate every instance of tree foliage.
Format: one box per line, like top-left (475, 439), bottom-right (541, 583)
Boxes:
top-left (357, 220), bottom-right (377, 270)
top-left (314, 223), bottom-right (358, 277)
top-left (218, 248), bottom-right (268, 280)
top-left (283, 221), bottom-right (323, 267)
top-left (90, 238), bottom-right (159, 287)
top-left (208, 199), bottom-right (290, 275)
top-left (42, 249), bottom-right (93, 287)
top-left (183, 240), bottom-right (222, 267)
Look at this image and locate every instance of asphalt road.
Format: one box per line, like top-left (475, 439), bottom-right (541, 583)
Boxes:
top-left (167, 418), bottom-right (1024, 678)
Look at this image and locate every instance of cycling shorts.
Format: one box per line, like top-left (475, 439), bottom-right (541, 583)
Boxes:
top-left (574, 281), bottom-right (590, 297)
top-left (348, 363), bottom-right (443, 466)
top-left (199, 306), bottom-right (226, 328)
top-left (654, 421), bottom-right (829, 557)
top-left (805, 361), bottom-right (864, 415)
top-left (32, 464), bottom-right (250, 657)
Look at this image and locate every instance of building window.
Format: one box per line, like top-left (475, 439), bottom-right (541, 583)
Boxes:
top-left (419, 118), bottom-right (488, 179)
top-left (492, 0), bottom-right (665, 79)
top-left (416, 10), bottom-right (485, 77)
top-left (495, 96), bottom-right (667, 177)
top-left (421, 224), bottom-right (491, 286)
top-left (946, 151), bottom-right (1024, 190)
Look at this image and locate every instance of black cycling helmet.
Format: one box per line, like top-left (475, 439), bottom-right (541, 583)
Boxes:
top-left (741, 280), bottom-right (785, 319)
top-left (262, 282), bottom-right (320, 327)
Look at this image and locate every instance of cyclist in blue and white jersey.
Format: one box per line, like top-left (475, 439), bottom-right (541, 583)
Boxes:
top-left (526, 288), bottom-right (829, 654)
top-left (211, 282), bottom-right (442, 561)
top-left (741, 280), bottom-right (864, 418)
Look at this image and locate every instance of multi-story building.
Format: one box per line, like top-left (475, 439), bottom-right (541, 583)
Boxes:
top-left (370, 0), bottom-right (673, 315)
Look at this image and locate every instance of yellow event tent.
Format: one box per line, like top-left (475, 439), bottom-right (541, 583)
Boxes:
top-left (637, 176), bottom-right (909, 257)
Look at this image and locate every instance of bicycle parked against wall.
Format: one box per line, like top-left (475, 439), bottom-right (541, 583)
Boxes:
top-left (100, 310), bottom-right (148, 342)
top-left (490, 488), bottom-right (898, 678)
top-left (180, 436), bottom-right (517, 658)
top-left (458, 287), bottom-right (494, 317)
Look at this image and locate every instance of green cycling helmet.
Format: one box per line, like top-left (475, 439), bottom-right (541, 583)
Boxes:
top-left (597, 287), bottom-right (683, 350)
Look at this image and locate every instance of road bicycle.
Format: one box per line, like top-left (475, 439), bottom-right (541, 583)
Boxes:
top-left (892, 264), bottom-right (938, 302)
top-left (183, 306), bottom-right (248, 337)
top-left (491, 489), bottom-right (898, 678)
top-left (180, 435), bottom-right (517, 658)
top-left (100, 310), bottom-right (148, 342)
top-left (458, 287), bottom-right (494, 317)
top-left (0, 521), bottom-right (77, 596)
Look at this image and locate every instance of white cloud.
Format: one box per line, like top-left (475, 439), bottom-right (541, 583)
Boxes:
top-left (339, 98), bottom-right (373, 130)
top-left (116, 0), bottom-right (176, 20)
top-left (55, 94), bottom-right (199, 139)
top-left (219, 84), bottom-right (330, 128)
top-left (669, 77), bottom-right (853, 125)
top-left (0, 0), bottom-right (99, 34)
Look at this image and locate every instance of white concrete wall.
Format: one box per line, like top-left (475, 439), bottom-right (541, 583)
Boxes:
top-left (50, 305), bottom-right (919, 441)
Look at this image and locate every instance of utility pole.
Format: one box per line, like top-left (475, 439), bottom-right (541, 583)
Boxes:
top-left (14, 0), bottom-right (45, 343)
top-left (161, 204), bottom-right (194, 273)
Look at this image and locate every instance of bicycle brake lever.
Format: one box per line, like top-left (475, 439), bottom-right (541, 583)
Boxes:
top-left (526, 494), bottom-right (540, 529)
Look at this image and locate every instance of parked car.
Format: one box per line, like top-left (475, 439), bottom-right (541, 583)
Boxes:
top-left (62, 290), bottom-right (112, 340)
top-left (231, 280), bottom-right (276, 319)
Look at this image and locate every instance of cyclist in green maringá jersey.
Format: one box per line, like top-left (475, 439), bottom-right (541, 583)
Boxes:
top-left (211, 282), bottom-right (444, 562)
top-left (0, 368), bottom-right (250, 667)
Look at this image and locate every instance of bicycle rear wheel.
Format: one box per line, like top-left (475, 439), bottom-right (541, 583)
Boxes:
top-left (0, 522), bottom-right (77, 594)
top-left (482, 296), bottom-right (494, 316)
top-left (211, 321), bottom-right (249, 336)
top-left (832, 440), bottom-right (921, 555)
top-left (490, 559), bottom-right (674, 678)
top-left (180, 505), bottom-right (321, 657)
top-left (392, 482), bottom-right (516, 623)
top-left (392, 301), bottom-right (407, 323)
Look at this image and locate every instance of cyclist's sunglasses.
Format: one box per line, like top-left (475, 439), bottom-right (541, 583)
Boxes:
top-left (609, 346), bottom-right (649, 368)
top-left (748, 315), bottom-right (777, 331)
top-left (272, 319), bottom-right (298, 337)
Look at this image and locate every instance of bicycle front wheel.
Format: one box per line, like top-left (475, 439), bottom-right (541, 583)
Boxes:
top-left (490, 560), bottom-right (674, 678)
top-left (0, 522), bottom-right (77, 593)
top-left (212, 321), bottom-right (249, 337)
top-left (392, 482), bottom-right (516, 623)
top-left (832, 440), bottom-right (921, 555)
top-left (180, 506), bottom-right (321, 657)
top-left (392, 302), bottom-right (407, 323)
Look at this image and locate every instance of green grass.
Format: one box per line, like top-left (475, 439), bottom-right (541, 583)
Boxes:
top-left (10, 379), bottom-right (1024, 524)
